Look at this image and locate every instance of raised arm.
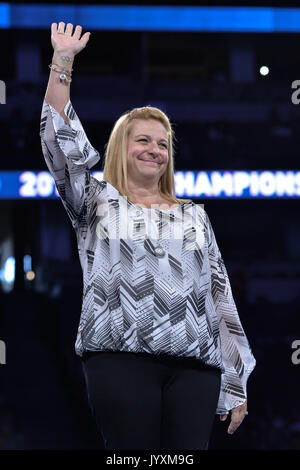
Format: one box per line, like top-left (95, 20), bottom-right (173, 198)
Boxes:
top-left (45, 22), bottom-right (90, 123)
top-left (40, 22), bottom-right (101, 229)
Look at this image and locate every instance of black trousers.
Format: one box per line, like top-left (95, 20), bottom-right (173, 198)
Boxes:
top-left (81, 350), bottom-right (221, 450)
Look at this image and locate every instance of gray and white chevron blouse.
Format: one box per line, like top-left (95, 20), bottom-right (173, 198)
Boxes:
top-left (40, 99), bottom-right (256, 415)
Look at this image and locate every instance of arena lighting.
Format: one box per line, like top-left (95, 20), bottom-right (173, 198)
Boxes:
top-left (0, 256), bottom-right (15, 283)
top-left (23, 254), bottom-right (32, 273)
top-left (260, 66), bottom-right (269, 76)
top-left (0, 170), bottom-right (300, 199)
top-left (0, 3), bottom-right (9, 28)
top-left (1, 4), bottom-right (300, 32)
top-left (26, 271), bottom-right (35, 281)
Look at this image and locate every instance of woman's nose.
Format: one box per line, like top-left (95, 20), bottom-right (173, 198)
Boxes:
top-left (148, 142), bottom-right (160, 155)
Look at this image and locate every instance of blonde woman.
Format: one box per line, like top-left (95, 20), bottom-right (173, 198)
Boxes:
top-left (40, 22), bottom-right (256, 450)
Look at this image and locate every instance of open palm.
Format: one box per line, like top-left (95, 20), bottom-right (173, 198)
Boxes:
top-left (51, 21), bottom-right (90, 56)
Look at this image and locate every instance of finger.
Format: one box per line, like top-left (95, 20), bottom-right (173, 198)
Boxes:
top-left (228, 423), bottom-right (242, 434)
top-left (220, 414), bottom-right (227, 421)
top-left (73, 25), bottom-right (82, 39)
top-left (65, 23), bottom-right (73, 35)
top-left (227, 415), bottom-right (244, 434)
top-left (58, 21), bottom-right (65, 33)
top-left (80, 31), bottom-right (91, 44)
top-left (51, 23), bottom-right (57, 34)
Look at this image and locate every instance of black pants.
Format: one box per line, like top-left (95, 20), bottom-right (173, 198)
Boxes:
top-left (81, 350), bottom-right (221, 450)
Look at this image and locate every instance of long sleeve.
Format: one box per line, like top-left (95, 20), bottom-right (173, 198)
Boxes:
top-left (205, 210), bottom-right (256, 415)
top-left (40, 99), bottom-right (101, 229)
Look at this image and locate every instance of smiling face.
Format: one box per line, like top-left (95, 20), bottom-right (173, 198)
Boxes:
top-left (126, 118), bottom-right (169, 187)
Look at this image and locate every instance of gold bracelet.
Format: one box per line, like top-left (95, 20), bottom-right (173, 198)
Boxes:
top-left (48, 63), bottom-right (72, 76)
top-left (51, 63), bottom-right (73, 73)
top-left (48, 64), bottom-right (72, 82)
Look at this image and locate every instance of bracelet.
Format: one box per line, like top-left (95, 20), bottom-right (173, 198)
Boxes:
top-left (49, 64), bottom-right (72, 82)
top-left (49, 63), bottom-right (72, 83)
top-left (48, 63), bottom-right (72, 76)
top-left (51, 63), bottom-right (73, 73)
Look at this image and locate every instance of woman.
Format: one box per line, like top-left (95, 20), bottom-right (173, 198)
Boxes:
top-left (40, 22), bottom-right (256, 450)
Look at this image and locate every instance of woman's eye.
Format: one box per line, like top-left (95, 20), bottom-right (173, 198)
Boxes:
top-left (138, 139), bottom-right (167, 149)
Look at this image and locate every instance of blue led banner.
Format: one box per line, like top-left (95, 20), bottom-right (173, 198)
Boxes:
top-left (1, 4), bottom-right (300, 32)
top-left (0, 170), bottom-right (299, 200)
top-left (0, 3), bottom-right (8, 28)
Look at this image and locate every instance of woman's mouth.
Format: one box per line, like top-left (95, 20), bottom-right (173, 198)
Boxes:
top-left (140, 159), bottom-right (159, 165)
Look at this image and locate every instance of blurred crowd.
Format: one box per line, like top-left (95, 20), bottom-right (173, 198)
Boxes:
top-left (1, 78), bottom-right (299, 171)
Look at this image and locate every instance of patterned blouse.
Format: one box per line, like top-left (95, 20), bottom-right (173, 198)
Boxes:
top-left (40, 99), bottom-right (256, 415)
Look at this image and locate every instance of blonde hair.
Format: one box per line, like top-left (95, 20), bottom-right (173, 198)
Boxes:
top-left (102, 105), bottom-right (191, 205)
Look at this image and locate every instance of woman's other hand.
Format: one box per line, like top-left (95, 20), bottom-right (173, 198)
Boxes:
top-left (219, 399), bottom-right (248, 434)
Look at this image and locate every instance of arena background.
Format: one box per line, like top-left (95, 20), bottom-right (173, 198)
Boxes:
top-left (0, 0), bottom-right (300, 450)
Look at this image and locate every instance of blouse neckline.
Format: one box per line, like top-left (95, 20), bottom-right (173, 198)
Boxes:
top-left (127, 199), bottom-right (184, 212)
top-left (107, 182), bottom-right (189, 212)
